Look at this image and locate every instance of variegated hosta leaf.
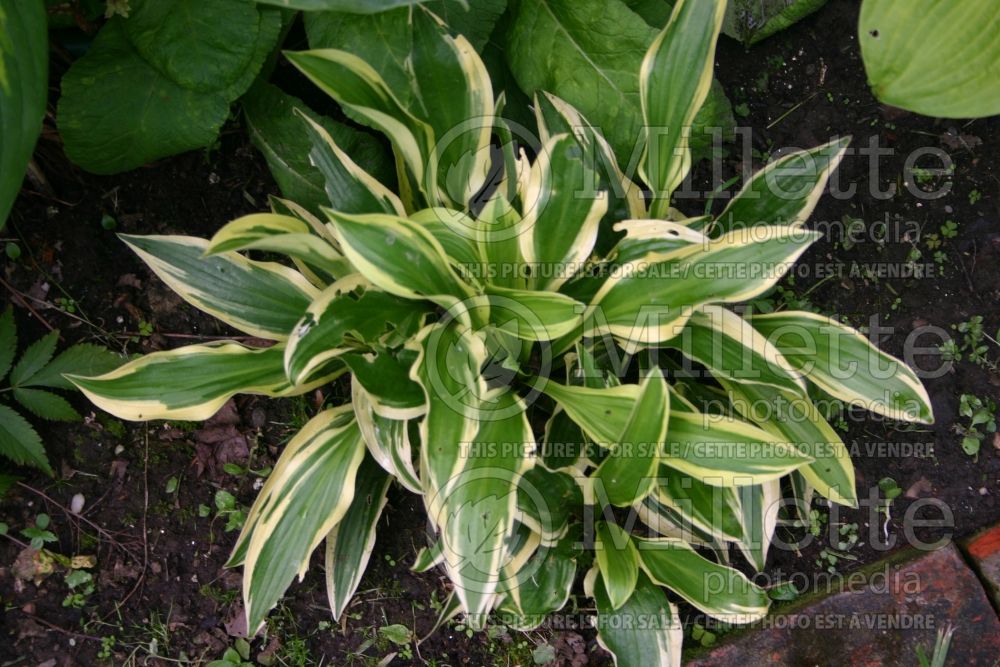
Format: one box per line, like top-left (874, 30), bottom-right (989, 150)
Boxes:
top-left (653, 465), bottom-right (744, 543)
top-left (519, 133), bottom-right (608, 290)
top-left (594, 521), bottom-right (639, 610)
top-left (234, 407), bottom-right (366, 633)
top-left (663, 411), bottom-right (813, 486)
top-left (205, 213), bottom-right (351, 282)
top-left (587, 568), bottom-right (683, 667)
top-left (637, 493), bottom-right (719, 547)
top-left (593, 370), bottom-right (669, 507)
top-left (121, 234), bottom-right (318, 340)
top-left (750, 311), bottom-right (933, 423)
top-left (541, 381), bottom-right (640, 446)
top-left (286, 48), bottom-right (434, 197)
top-left (352, 379), bottom-right (422, 494)
top-left (68, 343), bottom-right (341, 422)
top-left (516, 465), bottom-right (582, 542)
top-left (588, 227), bottom-right (822, 347)
top-left (476, 192), bottom-right (527, 290)
top-left (534, 92), bottom-right (646, 236)
top-left (496, 528), bottom-right (580, 630)
top-left (715, 137), bottom-right (851, 234)
top-left (300, 112), bottom-right (405, 216)
top-left (610, 218), bottom-right (708, 264)
top-left (668, 305), bottom-right (806, 396)
top-left (408, 207), bottom-right (484, 275)
top-left (410, 321), bottom-right (487, 495)
top-left (640, 0), bottom-right (727, 217)
top-left (635, 537), bottom-right (769, 622)
top-left (325, 453), bottom-right (391, 620)
top-left (724, 380), bottom-right (857, 507)
top-left (540, 408), bottom-right (589, 470)
top-left (428, 390), bottom-right (535, 629)
top-left (325, 210), bottom-right (481, 324)
top-left (484, 285), bottom-right (584, 341)
top-left (284, 279), bottom-right (430, 386)
top-left (411, 540), bottom-right (443, 573)
top-left (341, 347), bottom-right (426, 419)
top-left (736, 480), bottom-right (781, 571)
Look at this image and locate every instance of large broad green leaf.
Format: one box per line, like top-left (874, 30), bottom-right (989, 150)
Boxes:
top-left (723, 380), bottom-right (857, 507)
top-left (640, 0), bottom-right (726, 215)
top-left (589, 227), bottom-right (821, 347)
top-left (751, 311), bottom-right (933, 423)
top-left (121, 234), bottom-right (318, 340)
top-left (723, 0), bottom-right (827, 46)
top-left (0, 403), bottom-right (51, 474)
top-left (58, 7), bottom-right (281, 174)
top-left (0, 0), bottom-right (47, 227)
top-left (592, 371), bottom-right (668, 507)
top-left (506, 0), bottom-right (733, 171)
top-left (588, 568), bottom-right (682, 667)
top-left (594, 522), bottom-right (639, 610)
top-left (258, 0), bottom-right (425, 11)
top-left (635, 537), bottom-right (769, 621)
top-left (426, 0), bottom-right (508, 52)
top-left (663, 411), bottom-right (813, 486)
top-left (668, 305), bottom-right (806, 396)
top-left (429, 389), bottom-right (534, 628)
top-left (715, 138), bottom-right (850, 235)
top-left (859, 0), bottom-right (1000, 119)
top-left (324, 454), bottom-right (392, 620)
top-left (69, 343), bottom-right (341, 422)
top-left (519, 134), bottom-right (607, 290)
top-left (242, 83), bottom-right (396, 218)
top-left (234, 407), bottom-right (366, 633)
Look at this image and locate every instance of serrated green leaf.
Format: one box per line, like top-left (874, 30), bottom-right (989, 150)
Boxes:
top-left (0, 403), bottom-right (51, 474)
top-left (24, 343), bottom-right (123, 390)
top-left (13, 388), bottom-right (81, 421)
top-left (10, 330), bottom-right (58, 387)
top-left (0, 0), bottom-right (47, 227)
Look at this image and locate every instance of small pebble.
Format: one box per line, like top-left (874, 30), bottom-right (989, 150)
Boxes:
top-left (114, 444), bottom-right (125, 455)
top-left (70, 493), bottom-right (85, 514)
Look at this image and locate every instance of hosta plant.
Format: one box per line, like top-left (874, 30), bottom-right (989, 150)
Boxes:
top-left (71, 1), bottom-right (933, 663)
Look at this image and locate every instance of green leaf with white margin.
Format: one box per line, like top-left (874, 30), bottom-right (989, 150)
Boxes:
top-left (751, 310), bottom-right (933, 423)
top-left (484, 285), bottom-right (583, 342)
top-left (300, 112), bottom-right (403, 216)
top-left (284, 278), bottom-right (431, 386)
top-left (640, 0), bottom-right (727, 217)
top-left (409, 322), bottom-right (487, 494)
top-left (497, 526), bottom-right (580, 629)
top-left (587, 567), bottom-right (682, 666)
top-left (234, 407), bottom-right (366, 633)
top-left (325, 453), bottom-right (392, 620)
top-left (325, 211), bottom-right (479, 321)
top-left (653, 465), bottom-right (744, 543)
top-left (10, 330), bottom-right (58, 386)
top-left (735, 480), bottom-right (781, 571)
top-left (714, 137), bottom-right (851, 235)
top-left (663, 411), bottom-right (813, 486)
top-left (0, 403), bottom-right (51, 474)
top-left (594, 522), bottom-right (639, 610)
top-left (341, 348), bottom-right (426, 419)
top-left (589, 226), bottom-right (821, 347)
top-left (121, 235), bottom-right (318, 341)
top-left (205, 213), bottom-right (350, 282)
top-left (412, 541), bottom-right (443, 572)
top-left (635, 536), bottom-right (769, 622)
top-left (243, 83), bottom-right (397, 218)
top-left (592, 371), bottom-right (668, 507)
top-left (542, 382), bottom-right (639, 447)
top-left (608, 218), bottom-right (707, 265)
top-left (859, 0), bottom-right (1000, 119)
top-left (667, 305), bottom-right (806, 396)
top-left (723, 380), bottom-right (857, 507)
top-left (0, 307), bottom-right (14, 381)
top-left (408, 207), bottom-right (483, 274)
top-left (69, 343), bottom-right (342, 422)
top-left (428, 389), bottom-right (534, 628)
top-left (13, 388), bottom-right (80, 421)
top-left (285, 48), bottom-right (434, 196)
top-left (516, 465), bottom-right (581, 542)
top-left (0, 0), bottom-right (47, 227)
top-left (540, 408), bottom-right (589, 470)
top-left (476, 192), bottom-right (526, 290)
top-left (352, 379), bottom-right (422, 493)
top-left (519, 133), bottom-right (608, 290)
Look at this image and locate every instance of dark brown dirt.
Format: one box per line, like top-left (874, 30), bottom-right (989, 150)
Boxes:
top-left (1, 1), bottom-right (999, 665)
